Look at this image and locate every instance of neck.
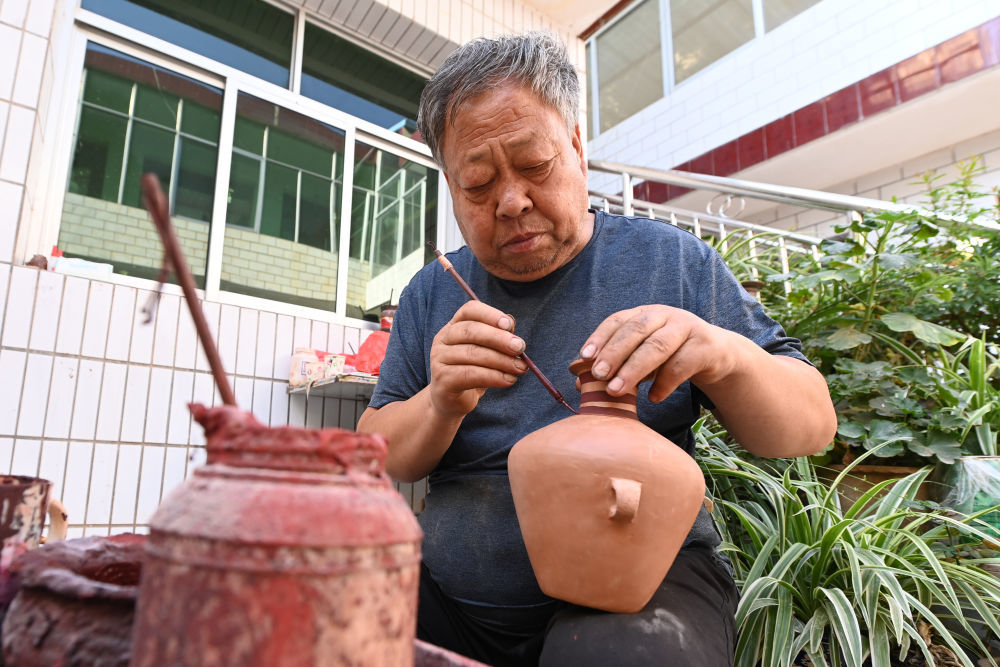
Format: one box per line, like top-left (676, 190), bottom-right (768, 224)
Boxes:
top-left (575, 368), bottom-right (638, 420)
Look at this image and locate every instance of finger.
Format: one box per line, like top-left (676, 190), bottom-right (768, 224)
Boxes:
top-left (606, 322), bottom-right (692, 396)
top-left (452, 301), bottom-right (517, 333)
top-left (435, 342), bottom-right (529, 377)
top-left (578, 307), bottom-right (642, 361)
top-left (438, 318), bottom-right (526, 357)
top-left (588, 307), bottom-right (669, 384)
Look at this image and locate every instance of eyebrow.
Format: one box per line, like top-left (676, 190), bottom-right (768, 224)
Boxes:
top-left (463, 133), bottom-right (537, 165)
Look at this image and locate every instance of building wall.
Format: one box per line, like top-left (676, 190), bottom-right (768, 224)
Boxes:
top-left (745, 127), bottom-right (1000, 237)
top-left (0, 0), bottom-right (578, 536)
top-left (586, 1), bottom-right (1000, 194)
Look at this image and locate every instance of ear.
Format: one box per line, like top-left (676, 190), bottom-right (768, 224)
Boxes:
top-left (572, 124), bottom-right (587, 177)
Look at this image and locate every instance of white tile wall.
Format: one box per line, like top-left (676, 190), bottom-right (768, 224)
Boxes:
top-left (0, 105), bottom-right (34, 183)
top-left (0, 180), bottom-right (18, 262)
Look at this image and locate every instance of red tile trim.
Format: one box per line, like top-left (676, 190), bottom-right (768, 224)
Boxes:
top-left (633, 16), bottom-right (1000, 205)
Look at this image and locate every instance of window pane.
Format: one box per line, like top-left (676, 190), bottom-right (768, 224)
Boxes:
top-left (121, 122), bottom-right (175, 209)
top-left (299, 173), bottom-right (334, 251)
top-left (347, 140), bottom-right (437, 321)
top-left (180, 100), bottom-right (220, 141)
top-left (268, 129), bottom-right (332, 176)
top-left (134, 83), bottom-right (178, 127)
top-left (69, 107), bottom-right (127, 200)
top-left (59, 43), bottom-right (218, 287)
top-left (260, 163), bottom-right (297, 242)
top-left (174, 138), bottom-right (217, 222)
top-left (596, 0), bottom-right (663, 132)
top-left (234, 117), bottom-right (265, 155)
top-left (82, 0), bottom-right (293, 87)
top-left (765, 0), bottom-right (821, 31)
top-left (301, 23), bottom-right (425, 131)
top-left (226, 153), bottom-right (260, 229)
top-left (671, 0), bottom-right (754, 84)
top-left (222, 93), bottom-right (346, 312)
top-left (83, 69), bottom-right (132, 112)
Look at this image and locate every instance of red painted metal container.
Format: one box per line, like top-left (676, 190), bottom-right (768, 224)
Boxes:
top-left (129, 404), bottom-right (422, 666)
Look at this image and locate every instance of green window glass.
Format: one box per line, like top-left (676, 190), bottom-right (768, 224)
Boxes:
top-left (222, 93), bottom-right (346, 312)
top-left (59, 43), bottom-right (221, 286)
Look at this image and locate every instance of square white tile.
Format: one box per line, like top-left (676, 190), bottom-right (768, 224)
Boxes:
top-left (110, 444), bottom-right (142, 524)
top-left (86, 442), bottom-right (118, 524)
top-left (10, 438), bottom-right (41, 477)
top-left (105, 285), bottom-right (137, 361)
top-left (55, 275), bottom-right (89, 355)
top-left (0, 349), bottom-right (26, 434)
top-left (80, 281), bottom-right (113, 358)
top-left (143, 367), bottom-right (171, 443)
top-left (2, 266), bottom-right (38, 348)
top-left (167, 370), bottom-right (194, 445)
top-left (119, 366), bottom-right (150, 443)
top-left (28, 269), bottom-right (62, 352)
top-left (151, 293), bottom-right (180, 367)
top-left (70, 359), bottom-right (102, 440)
top-left (17, 353), bottom-right (53, 438)
top-left (236, 308), bottom-right (258, 376)
top-left (95, 363), bottom-right (127, 442)
top-left (43, 356), bottom-right (77, 439)
top-left (254, 311), bottom-right (276, 378)
top-left (135, 445), bottom-right (165, 524)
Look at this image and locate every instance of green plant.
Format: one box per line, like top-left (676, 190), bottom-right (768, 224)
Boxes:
top-left (759, 160), bottom-right (1000, 467)
top-left (696, 420), bottom-right (1000, 667)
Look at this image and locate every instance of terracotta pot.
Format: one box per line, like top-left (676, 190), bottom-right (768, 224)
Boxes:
top-left (508, 359), bottom-right (706, 613)
top-left (129, 405), bottom-right (423, 666)
top-left (2, 534), bottom-right (145, 666)
top-left (820, 464), bottom-right (932, 511)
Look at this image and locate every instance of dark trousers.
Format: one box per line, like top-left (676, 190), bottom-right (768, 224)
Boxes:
top-left (417, 547), bottom-right (739, 666)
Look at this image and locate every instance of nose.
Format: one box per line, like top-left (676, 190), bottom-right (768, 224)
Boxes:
top-left (495, 175), bottom-right (532, 219)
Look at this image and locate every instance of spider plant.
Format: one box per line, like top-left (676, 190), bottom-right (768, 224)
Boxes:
top-left (696, 421), bottom-right (1000, 667)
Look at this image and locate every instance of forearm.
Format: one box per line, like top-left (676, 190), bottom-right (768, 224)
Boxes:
top-left (701, 335), bottom-right (837, 458)
top-left (356, 387), bottom-right (465, 482)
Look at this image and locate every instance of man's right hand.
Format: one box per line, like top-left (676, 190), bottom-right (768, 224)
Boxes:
top-left (428, 301), bottom-right (528, 418)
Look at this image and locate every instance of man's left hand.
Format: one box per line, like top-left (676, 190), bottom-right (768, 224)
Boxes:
top-left (578, 305), bottom-right (738, 401)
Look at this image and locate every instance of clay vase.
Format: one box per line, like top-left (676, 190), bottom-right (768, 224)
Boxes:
top-left (129, 404), bottom-right (423, 667)
top-left (2, 534), bottom-right (144, 666)
top-left (508, 359), bottom-right (706, 613)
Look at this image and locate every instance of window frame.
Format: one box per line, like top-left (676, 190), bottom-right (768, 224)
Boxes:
top-left (38, 5), bottom-right (443, 327)
top-left (586, 0), bottom-right (819, 137)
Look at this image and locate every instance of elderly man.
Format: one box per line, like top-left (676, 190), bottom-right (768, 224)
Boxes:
top-left (357, 32), bottom-right (836, 666)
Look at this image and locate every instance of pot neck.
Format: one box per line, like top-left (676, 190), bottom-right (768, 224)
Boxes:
top-left (571, 363), bottom-right (639, 421)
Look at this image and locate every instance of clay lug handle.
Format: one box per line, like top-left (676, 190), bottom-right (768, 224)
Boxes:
top-left (608, 477), bottom-right (641, 522)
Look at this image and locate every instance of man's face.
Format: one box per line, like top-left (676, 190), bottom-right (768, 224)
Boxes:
top-left (441, 83), bottom-right (594, 282)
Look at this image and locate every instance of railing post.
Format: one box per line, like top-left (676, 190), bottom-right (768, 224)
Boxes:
top-left (779, 237), bottom-right (791, 295)
top-left (622, 172), bottom-right (633, 216)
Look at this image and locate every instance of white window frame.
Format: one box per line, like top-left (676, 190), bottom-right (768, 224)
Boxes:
top-left (586, 0), bottom-right (820, 137)
top-left (32, 5), bottom-right (444, 327)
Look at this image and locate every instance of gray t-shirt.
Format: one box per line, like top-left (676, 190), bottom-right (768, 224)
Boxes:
top-left (370, 210), bottom-right (808, 611)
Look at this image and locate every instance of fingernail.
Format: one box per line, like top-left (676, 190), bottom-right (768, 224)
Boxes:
top-left (503, 374), bottom-right (517, 384)
top-left (593, 361), bottom-right (610, 379)
top-left (513, 360), bottom-right (527, 372)
top-left (509, 337), bottom-right (525, 353)
top-left (608, 377), bottom-right (624, 393)
top-left (581, 344), bottom-right (596, 358)
top-left (498, 316), bottom-right (512, 331)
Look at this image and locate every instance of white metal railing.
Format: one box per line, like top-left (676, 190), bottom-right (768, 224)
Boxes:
top-left (586, 159), bottom-right (968, 293)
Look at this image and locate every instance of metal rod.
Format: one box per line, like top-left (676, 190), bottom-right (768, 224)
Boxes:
top-left (428, 244), bottom-right (577, 416)
top-left (141, 173), bottom-right (237, 407)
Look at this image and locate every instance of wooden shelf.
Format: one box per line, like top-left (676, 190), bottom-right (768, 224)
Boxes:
top-left (287, 374), bottom-right (377, 400)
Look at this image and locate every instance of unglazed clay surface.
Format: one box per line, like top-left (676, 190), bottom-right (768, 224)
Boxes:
top-left (508, 360), bottom-right (706, 613)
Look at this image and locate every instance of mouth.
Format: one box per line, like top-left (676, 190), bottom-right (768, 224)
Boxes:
top-left (501, 232), bottom-right (544, 254)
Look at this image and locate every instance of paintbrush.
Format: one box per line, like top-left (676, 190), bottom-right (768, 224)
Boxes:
top-left (429, 243), bottom-right (577, 415)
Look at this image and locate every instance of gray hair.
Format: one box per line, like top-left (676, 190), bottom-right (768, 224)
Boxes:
top-left (417, 32), bottom-right (580, 168)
